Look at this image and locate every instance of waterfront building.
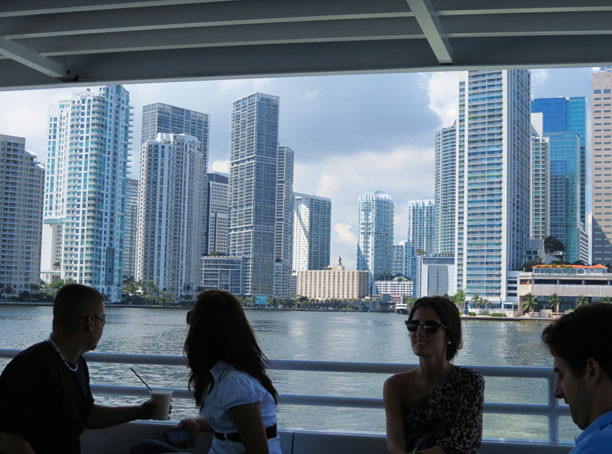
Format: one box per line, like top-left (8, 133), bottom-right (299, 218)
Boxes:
top-left (519, 264), bottom-right (612, 307)
top-left (141, 102), bottom-right (210, 165)
top-left (122, 177), bottom-right (138, 281)
top-left (455, 70), bottom-right (531, 306)
top-left (201, 256), bottom-right (246, 295)
top-left (406, 199), bottom-right (435, 280)
top-left (434, 123), bottom-right (456, 256)
top-left (43, 86), bottom-right (132, 301)
top-left (374, 278), bottom-right (413, 297)
top-left (0, 135), bottom-right (44, 294)
top-left (415, 256), bottom-right (456, 298)
top-left (392, 240), bottom-right (409, 277)
top-left (357, 190), bottom-right (394, 281)
top-left (229, 93), bottom-right (279, 296)
top-left (297, 265), bottom-right (369, 300)
top-left (531, 97), bottom-right (587, 263)
top-left (591, 68), bottom-right (612, 266)
top-left (135, 133), bottom-right (206, 296)
top-left (273, 145), bottom-right (294, 298)
top-left (292, 193), bottom-right (332, 272)
top-left (206, 172), bottom-right (229, 255)
top-left (529, 113), bottom-right (550, 241)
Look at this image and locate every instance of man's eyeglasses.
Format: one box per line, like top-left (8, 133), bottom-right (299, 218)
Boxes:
top-left (92, 314), bottom-right (106, 325)
top-left (405, 319), bottom-right (446, 334)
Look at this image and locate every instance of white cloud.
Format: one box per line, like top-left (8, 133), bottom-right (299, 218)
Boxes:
top-left (294, 144), bottom-right (434, 269)
top-left (210, 159), bottom-right (229, 173)
top-left (421, 71), bottom-right (462, 127)
top-left (531, 69), bottom-right (550, 90)
top-left (216, 78), bottom-right (273, 95)
top-left (299, 90), bottom-right (319, 100)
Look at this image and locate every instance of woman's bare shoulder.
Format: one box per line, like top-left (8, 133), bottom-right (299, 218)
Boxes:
top-left (384, 369), bottom-right (418, 391)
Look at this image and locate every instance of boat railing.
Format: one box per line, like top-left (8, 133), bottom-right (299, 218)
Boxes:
top-left (0, 349), bottom-right (568, 444)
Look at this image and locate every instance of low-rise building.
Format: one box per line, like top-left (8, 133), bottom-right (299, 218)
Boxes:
top-left (297, 265), bottom-right (369, 300)
top-left (415, 256), bottom-right (456, 298)
top-left (374, 279), bottom-right (413, 297)
top-left (519, 264), bottom-right (612, 303)
top-left (201, 256), bottom-right (246, 295)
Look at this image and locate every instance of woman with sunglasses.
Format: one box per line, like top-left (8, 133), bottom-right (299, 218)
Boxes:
top-left (383, 296), bottom-right (484, 454)
top-left (132, 290), bottom-right (281, 454)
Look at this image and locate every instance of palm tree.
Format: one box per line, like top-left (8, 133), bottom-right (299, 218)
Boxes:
top-left (522, 293), bottom-right (538, 314)
top-left (454, 290), bottom-right (466, 312)
top-left (548, 293), bottom-right (561, 313)
top-left (603, 296), bottom-right (612, 304)
top-left (575, 295), bottom-right (589, 308)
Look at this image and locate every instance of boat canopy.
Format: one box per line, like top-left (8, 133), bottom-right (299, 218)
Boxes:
top-left (1, 0), bottom-right (612, 90)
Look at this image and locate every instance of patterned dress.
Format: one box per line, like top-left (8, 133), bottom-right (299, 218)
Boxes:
top-left (403, 366), bottom-right (484, 454)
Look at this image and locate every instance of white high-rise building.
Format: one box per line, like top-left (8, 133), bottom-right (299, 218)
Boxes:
top-left (392, 241), bottom-right (409, 277)
top-left (456, 70), bottom-right (531, 307)
top-left (43, 86), bottom-right (132, 301)
top-left (292, 193), bottom-right (331, 273)
top-left (273, 145), bottom-right (294, 298)
top-left (357, 190), bottom-right (394, 280)
top-left (229, 93), bottom-right (279, 296)
top-left (530, 113), bottom-right (550, 241)
top-left (0, 135), bottom-right (44, 294)
top-left (135, 133), bottom-right (206, 296)
top-left (122, 177), bottom-right (139, 281)
top-left (434, 123), bottom-right (456, 256)
top-left (406, 199), bottom-right (435, 279)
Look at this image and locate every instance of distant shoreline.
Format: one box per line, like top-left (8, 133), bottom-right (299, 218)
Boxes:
top-left (0, 301), bottom-right (556, 321)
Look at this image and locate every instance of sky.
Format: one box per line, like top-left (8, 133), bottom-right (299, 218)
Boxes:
top-left (0, 67), bottom-right (594, 270)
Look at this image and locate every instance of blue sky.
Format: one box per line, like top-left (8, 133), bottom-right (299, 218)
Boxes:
top-left (0, 67), bottom-right (594, 269)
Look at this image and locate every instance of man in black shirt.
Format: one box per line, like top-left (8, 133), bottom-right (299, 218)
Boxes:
top-left (0, 284), bottom-right (161, 453)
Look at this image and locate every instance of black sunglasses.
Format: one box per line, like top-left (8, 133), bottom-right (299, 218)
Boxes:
top-left (405, 319), bottom-right (447, 334)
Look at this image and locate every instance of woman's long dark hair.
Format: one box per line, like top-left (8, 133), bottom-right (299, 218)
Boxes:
top-left (184, 290), bottom-right (278, 408)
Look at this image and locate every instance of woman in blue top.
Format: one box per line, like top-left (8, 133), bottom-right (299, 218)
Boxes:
top-left (132, 290), bottom-right (281, 454)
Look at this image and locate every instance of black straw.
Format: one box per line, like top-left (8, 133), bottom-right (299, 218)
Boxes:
top-left (130, 367), bottom-right (152, 392)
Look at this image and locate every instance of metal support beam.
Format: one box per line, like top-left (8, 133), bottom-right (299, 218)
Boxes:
top-left (406, 0), bottom-right (453, 64)
top-left (0, 34), bottom-right (74, 79)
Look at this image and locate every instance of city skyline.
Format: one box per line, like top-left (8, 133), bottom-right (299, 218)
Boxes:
top-left (0, 67), bottom-right (595, 270)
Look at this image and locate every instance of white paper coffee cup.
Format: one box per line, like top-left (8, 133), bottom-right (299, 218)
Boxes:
top-left (150, 389), bottom-right (172, 420)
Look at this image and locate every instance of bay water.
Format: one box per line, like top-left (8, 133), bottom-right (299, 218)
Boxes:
top-left (0, 306), bottom-right (579, 442)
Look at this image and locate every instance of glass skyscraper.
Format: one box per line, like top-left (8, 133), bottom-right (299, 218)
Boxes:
top-left (529, 113), bottom-right (550, 241)
top-left (122, 177), bottom-right (139, 280)
top-left (229, 93), bottom-right (279, 296)
top-left (206, 172), bottom-right (229, 256)
top-left (357, 191), bottom-right (394, 280)
top-left (292, 193), bottom-right (332, 272)
top-left (406, 199), bottom-right (435, 280)
top-left (43, 86), bottom-right (132, 301)
top-left (456, 70), bottom-right (531, 306)
top-left (434, 122), bottom-right (456, 256)
top-left (273, 145), bottom-right (294, 298)
top-left (0, 135), bottom-right (44, 294)
top-left (531, 96), bottom-right (586, 263)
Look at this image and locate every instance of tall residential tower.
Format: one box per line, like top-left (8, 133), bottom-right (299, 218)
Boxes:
top-left (357, 190), bottom-right (394, 280)
top-left (434, 123), bottom-right (456, 256)
top-left (292, 193), bottom-right (331, 273)
top-left (43, 86), bottom-right (132, 301)
top-left (229, 93), bottom-right (280, 296)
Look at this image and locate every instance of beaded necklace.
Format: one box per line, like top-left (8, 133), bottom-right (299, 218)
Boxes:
top-left (47, 337), bottom-right (79, 373)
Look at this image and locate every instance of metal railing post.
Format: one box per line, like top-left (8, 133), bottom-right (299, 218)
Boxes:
top-left (548, 375), bottom-right (560, 443)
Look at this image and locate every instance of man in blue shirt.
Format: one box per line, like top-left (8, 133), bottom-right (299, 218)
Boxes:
top-left (542, 303), bottom-right (612, 453)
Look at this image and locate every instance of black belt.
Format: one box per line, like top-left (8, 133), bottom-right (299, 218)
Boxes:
top-left (214, 424), bottom-right (277, 442)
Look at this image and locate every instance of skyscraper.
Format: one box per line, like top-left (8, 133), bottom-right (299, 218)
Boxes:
top-left (206, 172), bottom-right (229, 256)
top-left (141, 102), bottom-right (210, 165)
top-left (592, 68), bottom-right (612, 266)
top-left (135, 133), bottom-right (206, 295)
top-left (392, 240), bottom-right (409, 277)
top-left (0, 135), bottom-right (44, 294)
top-left (357, 190), bottom-right (394, 280)
top-left (122, 177), bottom-right (139, 280)
top-left (229, 93), bottom-right (279, 296)
top-left (434, 123), bottom-right (456, 256)
top-left (531, 97), bottom-right (586, 263)
top-left (529, 113), bottom-right (550, 241)
top-left (406, 199), bottom-right (435, 279)
top-left (456, 70), bottom-right (531, 306)
top-left (43, 86), bottom-right (132, 301)
top-left (292, 193), bottom-right (331, 272)
top-left (273, 146), bottom-right (294, 298)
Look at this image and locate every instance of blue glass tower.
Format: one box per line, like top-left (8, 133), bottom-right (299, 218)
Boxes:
top-left (531, 97), bottom-right (586, 263)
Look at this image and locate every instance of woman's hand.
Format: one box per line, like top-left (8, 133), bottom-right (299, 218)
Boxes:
top-left (177, 418), bottom-right (201, 441)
